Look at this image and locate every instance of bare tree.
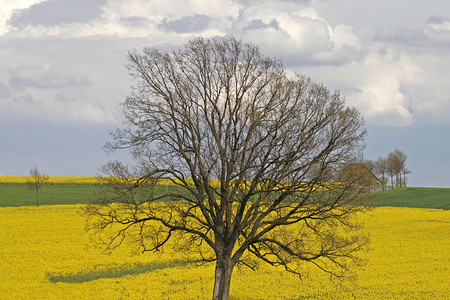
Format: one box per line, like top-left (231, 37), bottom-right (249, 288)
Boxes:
top-left (396, 150), bottom-right (408, 187)
top-left (27, 165), bottom-right (49, 206)
top-left (387, 149), bottom-right (408, 187)
top-left (401, 167), bottom-right (412, 187)
top-left (374, 156), bottom-right (389, 191)
top-left (85, 37), bottom-right (368, 300)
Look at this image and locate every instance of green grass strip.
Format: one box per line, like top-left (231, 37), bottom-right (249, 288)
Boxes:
top-left (47, 261), bottom-right (192, 284)
top-left (0, 183), bottom-right (102, 207)
top-left (2, 182), bottom-right (449, 210)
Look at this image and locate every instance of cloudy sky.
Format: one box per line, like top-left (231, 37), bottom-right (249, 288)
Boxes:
top-left (0, 0), bottom-right (449, 187)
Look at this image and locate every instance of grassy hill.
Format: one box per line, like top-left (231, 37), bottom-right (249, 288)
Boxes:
top-left (369, 187), bottom-right (450, 210)
top-left (1, 183), bottom-right (449, 209)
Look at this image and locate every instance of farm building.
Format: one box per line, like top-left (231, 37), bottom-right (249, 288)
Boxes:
top-left (338, 163), bottom-right (379, 187)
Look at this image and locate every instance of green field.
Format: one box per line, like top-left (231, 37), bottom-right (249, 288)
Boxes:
top-left (1, 183), bottom-right (449, 209)
top-left (0, 183), bottom-right (101, 207)
top-left (369, 187), bottom-right (450, 210)
top-left (0, 183), bottom-right (180, 207)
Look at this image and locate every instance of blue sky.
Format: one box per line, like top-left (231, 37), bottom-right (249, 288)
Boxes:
top-left (0, 0), bottom-right (449, 187)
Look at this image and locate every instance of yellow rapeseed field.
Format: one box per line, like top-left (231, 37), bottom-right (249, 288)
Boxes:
top-left (0, 176), bottom-right (204, 186)
top-left (0, 205), bottom-right (448, 299)
top-left (0, 176), bottom-right (328, 190)
top-left (0, 176), bottom-right (100, 184)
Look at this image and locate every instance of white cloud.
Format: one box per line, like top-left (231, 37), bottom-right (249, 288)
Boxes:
top-left (230, 2), bottom-right (363, 66)
top-left (400, 53), bottom-right (450, 125)
top-left (296, 48), bottom-right (424, 127)
top-left (316, 47), bottom-right (450, 127)
top-left (347, 51), bottom-right (421, 127)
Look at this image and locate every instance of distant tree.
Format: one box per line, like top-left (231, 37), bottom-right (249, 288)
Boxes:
top-left (387, 149), bottom-right (408, 188)
top-left (387, 153), bottom-right (396, 188)
top-left (396, 151), bottom-right (408, 187)
top-left (374, 156), bottom-right (389, 191)
top-left (27, 165), bottom-right (49, 206)
top-left (85, 37), bottom-right (369, 300)
top-left (401, 167), bottom-right (412, 187)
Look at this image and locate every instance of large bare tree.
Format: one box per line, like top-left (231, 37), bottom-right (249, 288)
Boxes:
top-left (85, 37), bottom-right (368, 300)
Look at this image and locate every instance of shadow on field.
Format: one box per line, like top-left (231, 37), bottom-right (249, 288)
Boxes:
top-left (47, 261), bottom-right (192, 283)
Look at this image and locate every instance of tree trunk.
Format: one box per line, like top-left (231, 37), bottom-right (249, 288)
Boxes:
top-left (212, 255), bottom-right (233, 300)
top-left (36, 187), bottom-right (39, 207)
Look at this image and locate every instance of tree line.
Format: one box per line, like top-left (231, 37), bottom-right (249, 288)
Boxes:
top-left (365, 149), bottom-right (411, 190)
